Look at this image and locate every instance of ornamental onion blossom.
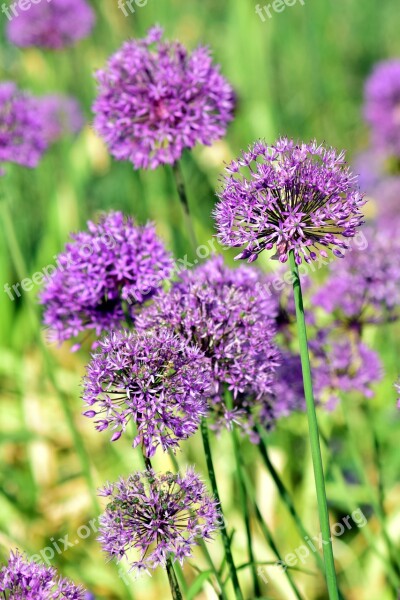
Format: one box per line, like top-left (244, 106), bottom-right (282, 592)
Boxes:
top-left (312, 227), bottom-right (400, 328)
top-left (214, 138), bottom-right (365, 264)
top-left (34, 95), bottom-right (85, 144)
top-left (93, 26), bottom-right (235, 170)
top-left (40, 211), bottom-right (173, 347)
top-left (6, 0), bottom-right (95, 49)
top-left (0, 550), bottom-right (85, 599)
top-left (0, 82), bottom-right (47, 174)
top-left (137, 256), bottom-right (280, 435)
top-left (364, 60), bottom-right (400, 157)
top-left (98, 468), bottom-right (220, 573)
top-left (82, 328), bottom-right (211, 456)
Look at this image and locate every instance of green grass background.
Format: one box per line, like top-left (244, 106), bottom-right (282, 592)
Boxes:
top-left (0, 0), bottom-right (400, 598)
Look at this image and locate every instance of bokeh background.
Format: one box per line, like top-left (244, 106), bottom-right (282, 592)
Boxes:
top-left (1, 1), bottom-right (400, 598)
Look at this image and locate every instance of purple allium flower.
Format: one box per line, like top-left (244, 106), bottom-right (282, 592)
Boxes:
top-left (311, 334), bottom-right (382, 409)
top-left (266, 352), bottom-right (306, 420)
top-left (0, 82), bottom-right (47, 174)
top-left (214, 138), bottom-right (366, 264)
top-left (137, 256), bottom-right (280, 435)
top-left (34, 95), bottom-right (85, 144)
top-left (98, 468), bottom-right (220, 573)
top-left (312, 227), bottom-right (400, 328)
top-left (92, 26), bottom-right (235, 170)
top-left (82, 328), bottom-right (211, 455)
top-left (40, 211), bottom-right (173, 347)
top-left (6, 0), bottom-right (95, 50)
top-left (364, 60), bottom-right (400, 157)
top-left (0, 550), bottom-right (85, 599)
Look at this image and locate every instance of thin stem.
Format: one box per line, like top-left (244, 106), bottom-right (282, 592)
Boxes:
top-left (166, 556), bottom-right (184, 600)
top-left (171, 161), bottom-right (198, 251)
top-left (289, 250), bottom-right (339, 600)
top-left (200, 418), bottom-right (244, 600)
top-left (0, 197), bottom-right (100, 515)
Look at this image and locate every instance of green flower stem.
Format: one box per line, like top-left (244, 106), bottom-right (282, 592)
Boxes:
top-left (240, 469), bottom-right (305, 600)
top-left (200, 418), bottom-right (244, 600)
top-left (289, 250), bottom-right (339, 600)
top-left (0, 197), bottom-right (100, 515)
top-left (171, 161), bottom-right (198, 251)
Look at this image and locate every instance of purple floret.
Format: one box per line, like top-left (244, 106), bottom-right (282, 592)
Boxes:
top-left (40, 211), bottom-right (173, 347)
top-left (82, 328), bottom-right (211, 456)
top-left (93, 26), bottom-right (235, 169)
top-left (0, 550), bottom-right (86, 599)
top-left (6, 0), bottom-right (95, 49)
top-left (98, 468), bottom-right (220, 573)
top-left (214, 138), bottom-right (365, 264)
top-left (0, 82), bottom-right (47, 174)
top-left (137, 256), bottom-right (280, 435)
top-left (364, 60), bottom-right (400, 158)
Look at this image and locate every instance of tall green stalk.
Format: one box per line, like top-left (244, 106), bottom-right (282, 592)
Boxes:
top-left (200, 418), bottom-right (244, 600)
top-left (171, 161), bottom-right (198, 251)
top-left (289, 250), bottom-right (339, 600)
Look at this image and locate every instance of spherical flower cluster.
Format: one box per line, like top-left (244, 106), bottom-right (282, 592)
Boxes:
top-left (0, 550), bottom-right (85, 599)
top-left (137, 256), bottom-right (280, 434)
top-left (82, 328), bottom-right (211, 456)
top-left (214, 138), bottom-right (365, 264)
top-left (93, 26), bottom-right (235, 170)
top-left (98, 468), bottom-right (220, 573)
top-left (0, 82), bottom-right (47, 174)
top-left (310, 334), bottom-right (382, 409)
top-left (312, 227), bottom-right (400, 328)
top-left (6, 0), bottom-right (95, 49)
top-left (40, 211), bottom-right (173, 347)
top-left (34, 95), bottom-right (84, 144)
top-left (364, 60), bottom-right (400, 157)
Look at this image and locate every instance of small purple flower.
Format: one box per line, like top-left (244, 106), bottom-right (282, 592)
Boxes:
top-left (82, 328), bottom-right (211, 456)
top-left (364, 60), bottom-right (400, 157)
top-left (34, 95), bottom-right (85, 144)
top-left (98, 468), bottom-right (220, 573)
top-left (137, 256), bottom-right (280, 435)
top-left (214, 138), bottom-right (366, 264)
top-left (0, 82), bottom-right (47, 174)
top-left (312, 227), bottom-right (400, 327)
top-left (6, 0), bottom-right (95, 49)
top-left (40, 211), bottom-right (173, 347)
top-left (93, 26), bottom-right (235, 169)
top-left (0, 550), bottom-right (86, 599)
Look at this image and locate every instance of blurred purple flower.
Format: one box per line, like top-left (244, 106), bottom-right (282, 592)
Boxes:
top-left (98, 468), bottom-right (220, 573)
top-left (137, 256), bottom-right (281, 435)
top-left (82, 328), bottom-right (211, 456)
top-left (0, 82), bottom-right (47, 174)
top-left (40, 211), bottom-right (173, 347)
top-left (6, 0), bottom-right (95, 49)
top-left (93, 26), bottom-right (235, 169)
top-left (312, 227), bottom-right (400, 327)
top-left (364, 59), bottom-right (400, 157)
top-left (0, 550), bottom-right (85, 599)
top-left (34, 95), bottom-right (85, 144)
top-left (214, 138), bottom-right (366, 264)
top-left (395, 379), bottom-right (400, 407)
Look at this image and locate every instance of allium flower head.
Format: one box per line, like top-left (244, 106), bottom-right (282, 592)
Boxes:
top-left (34, 95), bottom-right (85, 144)
top-left (93, 26), bottom-right (235, 169)
top-left (0, 550), bottom-right (85, 599)
top-left (6, 0), bottom-right (95, 49)
top-left (364, 60), bottom-right (400, 157)
top-left (313, 227), bottom-right (400, 328)
top-left (214, 138), bottom-right (365, 264)
top-left (137, 256), bottom-right (280, 434)
top-left (40, 211), bottom-right (173, 347)
top-left (0, 82), bottom-right (47, 174)
top-left (98, 468), bottom-right (220, 572)
top-left (82, 328), bottom-right (211, 456)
